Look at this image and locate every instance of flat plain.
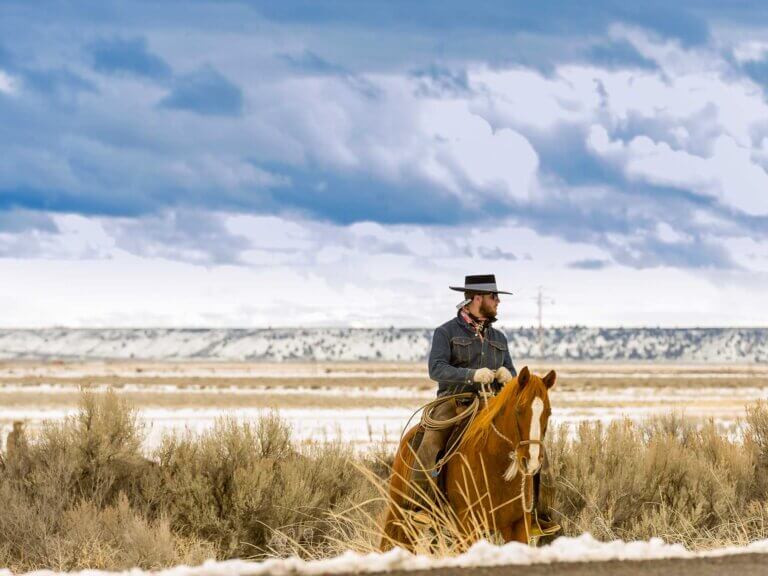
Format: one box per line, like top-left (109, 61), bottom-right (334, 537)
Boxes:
top-left (1, 360), bottom-right (766, 448)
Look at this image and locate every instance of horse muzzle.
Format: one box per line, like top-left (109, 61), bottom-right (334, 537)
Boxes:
top-left (508, 440), bottom-right (545, 479)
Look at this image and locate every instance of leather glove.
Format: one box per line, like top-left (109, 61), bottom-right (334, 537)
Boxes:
top-left (495, 367), bottom-right (514, 385)
top-left (473, 367), bottom-right (495, 386)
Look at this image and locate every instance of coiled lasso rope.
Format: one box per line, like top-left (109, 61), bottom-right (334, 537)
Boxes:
top-left (399, 389), bottom-right (492, 473)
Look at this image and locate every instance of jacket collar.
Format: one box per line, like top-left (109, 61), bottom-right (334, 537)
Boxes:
top-left (455, 310), bottom-right (495, 336)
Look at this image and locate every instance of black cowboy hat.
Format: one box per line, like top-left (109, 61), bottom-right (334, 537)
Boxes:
top-left (449, 274), bottom-right (513, 295)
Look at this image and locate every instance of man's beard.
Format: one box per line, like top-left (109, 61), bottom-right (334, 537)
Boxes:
top-left (479, 300), bottom-right (497, 322)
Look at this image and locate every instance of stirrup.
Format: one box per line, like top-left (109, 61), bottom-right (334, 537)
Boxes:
top-left (530, 512), bottom-right (561, 537)
top-left (405, 509), bottom-right (432, 525)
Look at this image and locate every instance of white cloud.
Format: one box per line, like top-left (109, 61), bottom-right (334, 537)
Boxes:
top-left (260, 73), bottom-right (542, 205)
top-left (7, 26), bottom-right (768, 222)
top-left (4, 22), bottom-right (768, 328)
top-left (1, 210), bottom-right (767, 327)
top-left (419, 100), bottom-right (538, 200)
top-left (723, 235), bottom-right (768, 273)
top-left (0, 70), bottom-right (16, 94)
top-left (588, 126), bottom-right (768, 215)
top-left (656, 222), bottom-right (691, 244)
top-left (469, 66), bottom-right (601, 131)
top-left (732, 40), bottom-right (768, 64)
top-left (609, 24), bottom-right (719, 76)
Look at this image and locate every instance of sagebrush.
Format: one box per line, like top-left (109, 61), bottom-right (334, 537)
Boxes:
top-left (3, 390), bottom-right (768, 571)
top-left (0, 390), bottom-right (380, 571)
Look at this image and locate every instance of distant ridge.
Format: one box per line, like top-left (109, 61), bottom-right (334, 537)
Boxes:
top-left (0, 327), bottom-right (766, 362)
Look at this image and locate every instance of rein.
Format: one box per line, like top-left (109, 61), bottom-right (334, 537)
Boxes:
top-left (481, 382), bottom-right (545, 516)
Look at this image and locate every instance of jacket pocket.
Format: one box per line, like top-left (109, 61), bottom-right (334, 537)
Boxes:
top-left (450, 336), bottom-right (473, 365)
top-left (489, 339), bottom-right (508, 368)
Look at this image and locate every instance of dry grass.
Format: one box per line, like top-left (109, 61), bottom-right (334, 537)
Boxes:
top-left (3, 360), bottom-right (768, 390)
top-left (544, 402), bottom-right (768, 548)
top-left (5, 390), bottom-right (768, 570)
top-left (0, 390), bottom-right (379, 571)
top-left (0, 389), bottom-right (423, 410)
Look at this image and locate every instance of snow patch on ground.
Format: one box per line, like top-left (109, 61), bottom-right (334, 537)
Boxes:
top-left (6, 534), bottom-right (768, 575)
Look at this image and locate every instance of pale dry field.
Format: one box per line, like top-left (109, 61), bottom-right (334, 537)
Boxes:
top-left (0, 360), bottom-right (766, 447)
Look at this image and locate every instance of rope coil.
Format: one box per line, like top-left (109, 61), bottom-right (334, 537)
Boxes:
top-left (399, 392), bottom-right (480, 473)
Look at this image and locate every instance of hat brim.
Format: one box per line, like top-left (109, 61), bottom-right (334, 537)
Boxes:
top-left (449, 286), bottom-right (513, 295)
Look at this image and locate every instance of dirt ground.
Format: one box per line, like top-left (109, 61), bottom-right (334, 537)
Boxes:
top-left (361, 553), bottom-right (768, 576)
top-left (1, 360), bottom-right (767, 389)
top-left (0, 360), bottom-right (765, 413)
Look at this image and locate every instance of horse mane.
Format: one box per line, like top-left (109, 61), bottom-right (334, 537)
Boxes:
top-left (459, 375), bottom-right (545, 450)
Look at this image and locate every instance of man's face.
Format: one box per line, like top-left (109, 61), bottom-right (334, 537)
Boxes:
top-left (479, 293), bottom-right (499, 318)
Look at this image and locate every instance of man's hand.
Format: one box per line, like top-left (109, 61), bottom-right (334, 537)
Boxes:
top-left (473, 367), bottom-right (495, 386)
top-left (495, 367), bottom-right (514, 385)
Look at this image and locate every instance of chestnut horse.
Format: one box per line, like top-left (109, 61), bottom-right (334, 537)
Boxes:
top-left (380, 366), bottom-right (555, 551)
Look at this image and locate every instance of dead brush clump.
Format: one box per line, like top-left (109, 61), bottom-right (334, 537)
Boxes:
top-left (543, 404), bottom-right (768, 548)
top-left (151, 413), bottom-right (378, 559)
top-left (0, 390), bottom-right (214, 572)
top-left (0, 390), bottom-right (378, 571)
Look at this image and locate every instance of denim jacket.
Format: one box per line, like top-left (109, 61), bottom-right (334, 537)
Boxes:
top-left (428, 312), bottom-right (517, 396)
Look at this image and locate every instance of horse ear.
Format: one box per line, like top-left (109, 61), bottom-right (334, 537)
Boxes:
top-left (543, 370), bottom-right (557, 389)
top-left (517, 366), bottom-right (530, 389)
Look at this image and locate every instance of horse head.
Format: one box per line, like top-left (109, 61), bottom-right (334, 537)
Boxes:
top-left (497, 366), bottom-right (556, 481)
top-left (459, 366), bottom-right (556, 483)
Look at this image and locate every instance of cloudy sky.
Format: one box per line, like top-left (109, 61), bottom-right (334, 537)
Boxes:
top-left (1, 1), bottom-right (768, 328)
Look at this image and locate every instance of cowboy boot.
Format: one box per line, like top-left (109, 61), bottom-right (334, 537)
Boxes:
top-left (530, 472), bottom-right (561, 537)
top-left (407, 400), bottom-right (457, 509)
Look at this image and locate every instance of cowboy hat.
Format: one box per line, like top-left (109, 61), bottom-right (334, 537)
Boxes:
top-left (449, 274), bottom-right (513, 295)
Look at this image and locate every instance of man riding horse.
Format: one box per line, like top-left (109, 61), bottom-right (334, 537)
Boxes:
top-left (411, 274), bottom-right (559, 538)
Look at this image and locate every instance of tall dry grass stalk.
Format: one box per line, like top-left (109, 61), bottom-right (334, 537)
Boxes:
top-left (4, 390), bottom-right (768, 570)
top-left (323, 457), bottom-right (516, 557)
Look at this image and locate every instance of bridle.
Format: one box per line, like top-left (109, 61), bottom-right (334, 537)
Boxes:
top-left (485, 389), bottom-right (548, 514)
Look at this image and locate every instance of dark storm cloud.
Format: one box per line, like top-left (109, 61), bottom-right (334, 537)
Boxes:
top-left (89, 37), bottom-right (172, 80)
top-left (0, 209), bottom-right (57, 233)
top-left (411, 65), bottom-right (471, 97)
top-left (23, 68), bottom-right (97, 99)
top-left (569, 258), bottom-right (611, 270)
top-left (278, 50), bottom-right (347, 75)
top-left (159, 66), bottom-right (244, 116)
top-left (111, 210), bottom-right (251, 265)
top-left (476, 247), bottom-right (519, 261)
top-left (586, 39), bottom-right (658, 70)
top-left (244, 0), bottom-right (712, 46)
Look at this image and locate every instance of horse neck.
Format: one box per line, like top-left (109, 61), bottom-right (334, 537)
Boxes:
top-left (484, 390), bottom-right (523, 456)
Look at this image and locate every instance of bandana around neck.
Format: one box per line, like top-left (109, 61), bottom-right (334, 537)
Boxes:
top-left (460, 309), bottom-right (492, 337)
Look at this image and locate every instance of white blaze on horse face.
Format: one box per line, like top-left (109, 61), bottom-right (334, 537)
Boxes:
top-left (528, 397), bottom-right (544, 474)
top-left (504, 396), bottom-right (546, 482)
